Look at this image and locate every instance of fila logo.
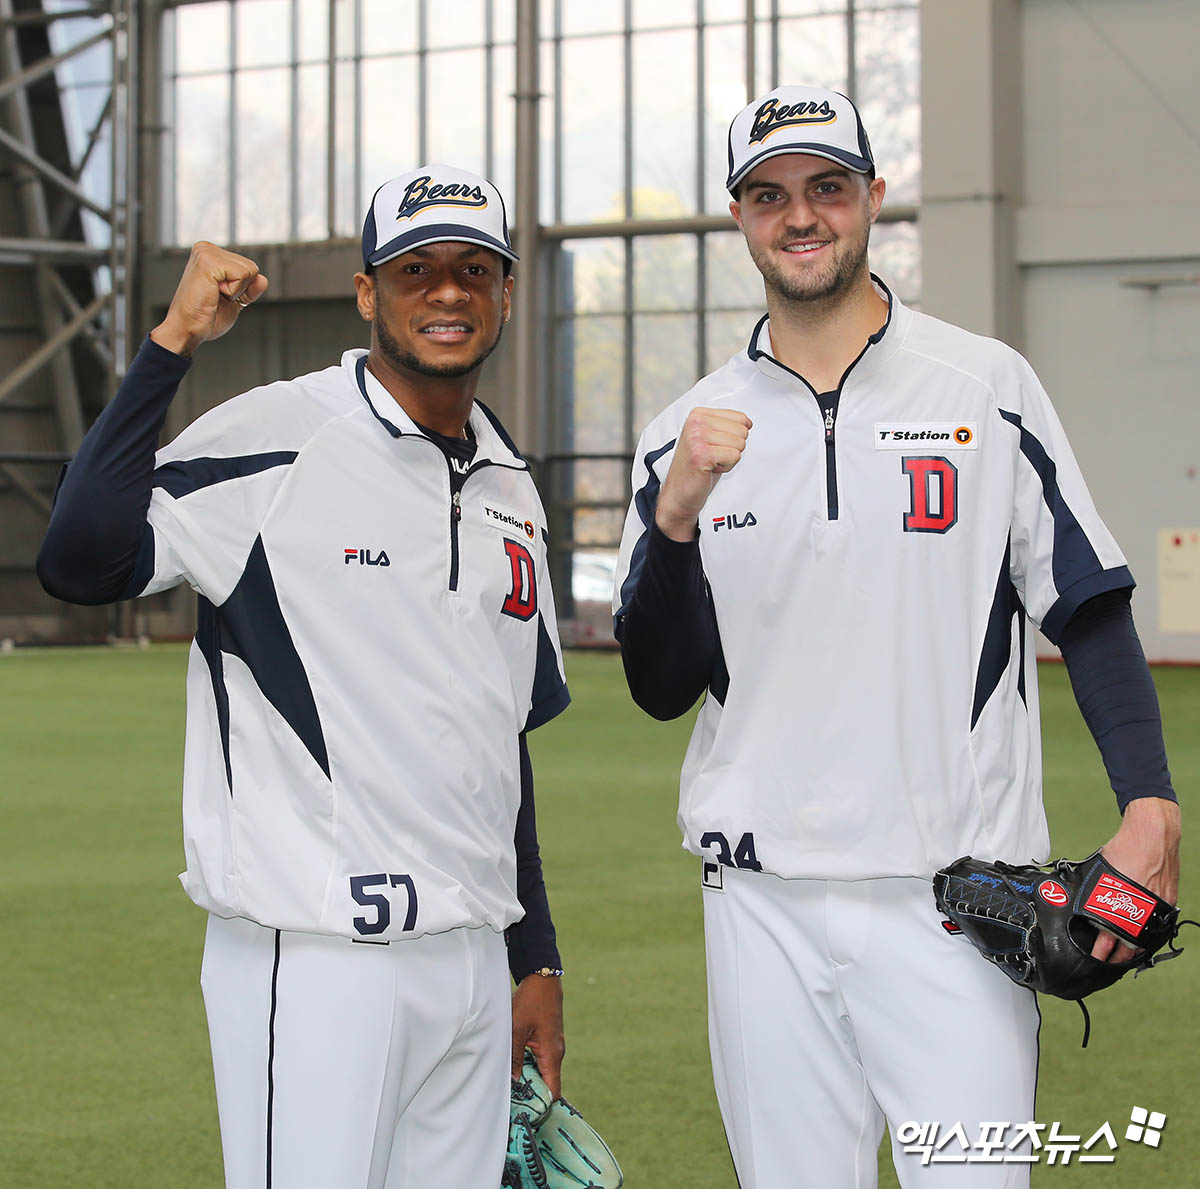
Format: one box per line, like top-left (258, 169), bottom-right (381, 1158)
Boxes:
top-left (344, 548), bottom-right (391, 566)
top-left (712, 512), bottom-right (758, 532)
top-left (749, 98), bottom-right (836, 144)
top-left (397, 174), bottom-right (486, 221)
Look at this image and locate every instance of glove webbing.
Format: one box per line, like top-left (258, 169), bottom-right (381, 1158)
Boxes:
top-left (1075, 918), bottom-right (1195, 1048)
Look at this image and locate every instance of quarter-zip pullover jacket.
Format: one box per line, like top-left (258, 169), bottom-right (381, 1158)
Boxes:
top-left (39, 339), bottom-right (569, 952)
top-left (613, 282), bottom-right (1140, 880)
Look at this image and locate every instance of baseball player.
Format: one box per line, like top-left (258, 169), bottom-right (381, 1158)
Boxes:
top-left (613, 86), bottom-right (1181, 1187)
top-left (38, 165), bottom-right (569, 1188)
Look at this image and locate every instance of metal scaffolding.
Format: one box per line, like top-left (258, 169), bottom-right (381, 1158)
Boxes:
top-left (0, 0), bottom-right (135, 636)
top-left (0, 0), bottom-right (134, 441)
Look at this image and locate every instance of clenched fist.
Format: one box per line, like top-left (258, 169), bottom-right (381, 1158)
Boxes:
top-left (150, 241), bottom-right (269, 358)
top-left (655, 407), bottom-right (752, 541)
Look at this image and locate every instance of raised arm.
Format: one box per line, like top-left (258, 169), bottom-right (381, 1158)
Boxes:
top-left (615, 407), bottom-right (750, 719)
top-left (37, 243), bottom-right (267, 604)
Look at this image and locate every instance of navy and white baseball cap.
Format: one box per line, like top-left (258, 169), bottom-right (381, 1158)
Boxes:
top-left (361, 164), bottom-right (518, 270)
top-left (726, 85), bottom-right (874, 195)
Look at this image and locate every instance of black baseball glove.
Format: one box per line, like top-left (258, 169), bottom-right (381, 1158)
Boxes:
top-left (933, 851), bottom-right (1190, 1043)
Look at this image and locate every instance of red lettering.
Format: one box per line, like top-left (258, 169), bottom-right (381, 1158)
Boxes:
top-left (501, 539), bottom-right (537, 621)
top-left (902, 456), bottom-right (958, 534)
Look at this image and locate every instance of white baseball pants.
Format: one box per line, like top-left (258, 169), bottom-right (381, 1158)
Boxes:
top-left (702, 868), bottom-right (1039, 1188)
top-left (200, 914), bottom-right (511, 1189)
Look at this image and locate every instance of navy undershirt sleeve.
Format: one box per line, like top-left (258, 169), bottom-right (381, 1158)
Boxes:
top-left (1058, 589), bottom-right (1175, 811)
top-left (36, 336), bottom-right (191, 604)
top-left (616, 521), bottom-right (717, 720)
top-left (506, 732), bottom-right (562, 983)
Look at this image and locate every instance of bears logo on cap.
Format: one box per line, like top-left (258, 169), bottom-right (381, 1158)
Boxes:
top-left (749, 98), bottom-right (837, 145)
top-left (397, 174), bottom-right (488, 222)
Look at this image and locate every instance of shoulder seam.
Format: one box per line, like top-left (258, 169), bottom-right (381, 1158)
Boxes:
top-left (894, 343), bottom-right (1005, 410)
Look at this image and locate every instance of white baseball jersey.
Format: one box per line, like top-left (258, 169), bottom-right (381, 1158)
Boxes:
top-left (140, 349), bottom-right (569, 940)
top-left (613, 282), bottom-right (1132, 881)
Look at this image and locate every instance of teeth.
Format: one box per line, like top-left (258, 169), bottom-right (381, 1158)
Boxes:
top-left (785, 242), bottom-right (826, 253)
top-left (423, 324), bottom-right (469, 333)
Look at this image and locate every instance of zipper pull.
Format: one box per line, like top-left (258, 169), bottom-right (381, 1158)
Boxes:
top-left (824, 406), bottom-right (835, 444)
top-left (452, 490), bottom-right (462, 521)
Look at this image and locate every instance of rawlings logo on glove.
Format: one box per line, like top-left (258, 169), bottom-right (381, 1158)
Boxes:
top-left (503, 1050), bottom-right (623, 1189)
top-left (933, 851), bottom-right (1193, 1045)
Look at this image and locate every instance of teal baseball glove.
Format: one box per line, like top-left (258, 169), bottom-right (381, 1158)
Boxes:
top-left (502, 1114), bottom-right (548, 1189)
top-left (536, 1098), bottom-right (623, 1188)
top-left (503, 1050), bottom-right (623, 1189)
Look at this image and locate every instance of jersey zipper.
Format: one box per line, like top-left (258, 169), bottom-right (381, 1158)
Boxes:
top-left (353, 360), bottom-right (533, 586)
top-left (747, 299), bottom-right (893, 524)
top-left (440, 454), bottom-right (529, 593)
top-left (449, 480), bottom-right (463, 590)
top-left (818, 394), bottom-right (839, 521)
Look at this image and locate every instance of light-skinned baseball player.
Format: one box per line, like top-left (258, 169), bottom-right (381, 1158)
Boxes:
top-left (612, 86), bottom-right (1181, 1187)
top-left (38, 165), bottom-right (569, 1188)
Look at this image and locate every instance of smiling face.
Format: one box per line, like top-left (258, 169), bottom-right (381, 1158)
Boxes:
top-left (355, 241), bottom-right (514, 381)
top-left (730, 154), bottom-right (885, 306)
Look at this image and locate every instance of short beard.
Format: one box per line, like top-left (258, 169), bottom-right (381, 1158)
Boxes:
top-left (375, 314), bottom-right (504, 379)
top-left (751, 223), bottom-right (871, 306)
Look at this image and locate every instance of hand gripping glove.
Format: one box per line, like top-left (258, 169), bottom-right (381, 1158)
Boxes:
top-left (933, 850), bottom-right (1191, 1043)
top-left (503, 1050), bottom-right (623, 1189)
top-left (504, 1051), bottom-right (555, 1189)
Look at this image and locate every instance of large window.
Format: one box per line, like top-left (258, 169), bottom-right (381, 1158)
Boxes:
top-left (542, 1), bottom-right (920, 607)
top-left (161, 0), bottom-right (920, 615)
top-left (164, 0), bottom-right (516, 244)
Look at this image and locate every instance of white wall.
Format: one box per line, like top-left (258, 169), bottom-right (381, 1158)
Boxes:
top-left (922, 0), bottom-right (1200, 660)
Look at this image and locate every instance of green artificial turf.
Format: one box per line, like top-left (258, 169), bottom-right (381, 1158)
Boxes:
top-left (1, 646), bottom-right (1196, 1186)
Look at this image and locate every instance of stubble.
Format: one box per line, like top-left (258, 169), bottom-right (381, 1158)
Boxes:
top-left (375, 313), bottom-right (505, 380)
top-left (750, 219), bottom-right (872, 306)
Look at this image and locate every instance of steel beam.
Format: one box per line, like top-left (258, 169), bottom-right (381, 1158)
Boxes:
top-left (50, 88), bottom-right (113, 237)
top-left (0, 24), bottom-right (111, 105)
top-left (0, 292), bottom-right (111, 409)
top-left (0, 236), bottom-right (108, 262)
top-left (512, 0), bottom-right (541, 454)
top-left (49, 269), bottom-right (114, 370)
top-left (0, 462), bottom-right (53, 515)
top-left (0, 0), bottom-right (89, 449)
top-left (0, 123), bottom-right (113, 219)
top-left (0, 6), bottom-right (110, 28)
top-left (541, 206), bottom-right (917, 242)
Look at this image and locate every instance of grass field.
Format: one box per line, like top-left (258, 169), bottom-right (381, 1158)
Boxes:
top-left (1, 645), bottom-right (1196, 1187)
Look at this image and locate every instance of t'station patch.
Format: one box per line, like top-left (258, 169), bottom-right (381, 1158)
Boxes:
top-left (875, 422), bottom-right (978, 450)
top-left (480, 500), bottom-right (536, 541)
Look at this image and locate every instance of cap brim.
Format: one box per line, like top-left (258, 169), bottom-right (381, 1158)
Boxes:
top-left (368, 223), bottom-right (519, 267)
top-left (727, 144), bottom-right (872, 194)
